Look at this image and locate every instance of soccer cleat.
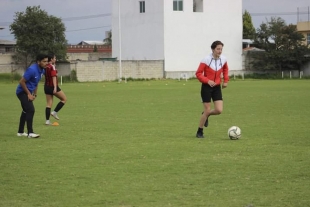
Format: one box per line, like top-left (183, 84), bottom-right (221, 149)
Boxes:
top-left (45, 120), bottom-right (51, 125)
top-left (17, 132), bottom-right (28, 137)
top-left (28, 133), bottom-right (40, 138)
top-left (51, 111), bottom-right (59, 120)
top-left (196, 131), bottom-right (204, 138)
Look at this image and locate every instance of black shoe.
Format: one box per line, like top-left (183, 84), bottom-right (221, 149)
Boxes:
top-left (196, 131), bottom-right (204, 138)
top-left (202, 111), bottom-right (209, 127)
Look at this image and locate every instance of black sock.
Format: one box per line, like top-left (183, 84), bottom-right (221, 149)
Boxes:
top-left (198, 127), bottom-right (203, 132)
top-left (45, 107), bottom-right (51, 120)
top-left (54, 102), bottom-right (65, 112)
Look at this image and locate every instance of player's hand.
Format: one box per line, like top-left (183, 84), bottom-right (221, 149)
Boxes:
top-left (222, 82), bottom-right (228, 89)
top-left (208, 80), bottom-right (216, 87)
top-left (53, 88), bottom-right (57, 94)
top-left (28, 94), bottom-right (35, 101)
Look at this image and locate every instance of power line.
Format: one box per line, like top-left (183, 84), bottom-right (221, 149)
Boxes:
top-left (62, 13), bottom-right (111, 21)
top-left (0, 13), bottom-right (111, 25)
top-left (66, 25), bottom-right (111, 32)
top-left (250, 11), bottom-right (309, 16)
top-left (0, 25), bottom-right (111, 37)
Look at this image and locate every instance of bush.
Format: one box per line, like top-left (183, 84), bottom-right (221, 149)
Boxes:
top-left (0, 73), bottom-right (22, 82)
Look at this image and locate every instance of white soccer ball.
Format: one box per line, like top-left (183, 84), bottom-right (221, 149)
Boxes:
top-left (228, 126), bottom-right (241, 140)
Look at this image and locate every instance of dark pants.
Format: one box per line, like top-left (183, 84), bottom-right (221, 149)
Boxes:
top-left (17, 92), bottom-right (35, 134)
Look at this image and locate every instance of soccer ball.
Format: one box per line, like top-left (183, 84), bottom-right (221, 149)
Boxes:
top-left (228, 126), bottom-right (241, 140)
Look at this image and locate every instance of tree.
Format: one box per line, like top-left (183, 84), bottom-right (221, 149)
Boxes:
top-left (243, 10), bottom-right (255, 39)
top-left (252, 17), bottom-right (310, 72)
top-left (103, 30), bottom-right (112, 46)
top-left (10, 6), bottom-right (67, 69)
top-left (93, 44), bottom-right (98, 52)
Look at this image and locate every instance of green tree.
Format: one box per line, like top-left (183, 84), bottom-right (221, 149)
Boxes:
top-left (93, 44), bottom-right (98, 52)
top-left (103, 30), bottom-right (112, 46)
top-left (10, 6), bottom-right (67, 69)
top-left (243, 10), bottom-right (255, 39)
top-left (252, 17), bottom-right (310, 72)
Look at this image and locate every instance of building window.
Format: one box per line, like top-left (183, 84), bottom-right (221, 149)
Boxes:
top-left (307, 33), bottom-right (310, 45)
top-left (5, 47), bottom-right (14, 52)
top-left (139, 1), bottom-right (145, 13)
top-left (193, 0), bottom-right (203, 12)
top-left (173, 0), bottom-right (183, 11)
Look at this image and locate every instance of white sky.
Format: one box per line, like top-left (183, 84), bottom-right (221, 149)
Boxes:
top-left (0, 0), bottom-right (309, 44)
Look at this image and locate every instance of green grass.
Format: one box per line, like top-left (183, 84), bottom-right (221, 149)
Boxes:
top-left (0, 79), bottom-right (310, 207)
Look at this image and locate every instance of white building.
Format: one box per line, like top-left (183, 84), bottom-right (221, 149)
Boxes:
top-left (112, 0), bottom-right (242, 78)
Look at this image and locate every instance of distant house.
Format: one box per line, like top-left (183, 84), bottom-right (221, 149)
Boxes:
top-left (67, 42), bottom-right (111, 53)
top-left (0, 39), bottom-right (16, 54)
top-left (297, 21), bottom-right (310, 45)
top-left (242, 39), bottom-right (255, 49)
top-left (77, 41), bottom-right (106, 46)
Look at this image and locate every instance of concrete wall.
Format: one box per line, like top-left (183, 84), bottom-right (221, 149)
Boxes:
top-left (76, 60), bottom-right (164, 82)
top-left (301, 61), bottom-right (310, 76)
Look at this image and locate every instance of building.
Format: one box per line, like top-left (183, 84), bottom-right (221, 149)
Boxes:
top-left (112, 0), bottom-right (243, 78)
top-left (297, 21), bottom-right (310, 45)
top-left (0, 39), bottom-right (16, 54)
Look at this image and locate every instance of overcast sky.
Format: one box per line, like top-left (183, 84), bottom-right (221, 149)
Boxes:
top-left (0, 0), bottom-right (309, 44)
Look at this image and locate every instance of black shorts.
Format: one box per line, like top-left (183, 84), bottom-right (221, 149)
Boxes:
top-left (44, 85), bottom-right (61, 95)
top-left (201, 84), bottom-right (223, 103)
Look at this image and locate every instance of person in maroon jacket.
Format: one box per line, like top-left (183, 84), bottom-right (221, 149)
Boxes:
top-left (195, 40), bottom-right (229, 138)
top-left (44, 54), bottom-right (67, 125)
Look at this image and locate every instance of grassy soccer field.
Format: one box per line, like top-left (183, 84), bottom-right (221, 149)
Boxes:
top-left (0, 79), bottom-right (310, 207)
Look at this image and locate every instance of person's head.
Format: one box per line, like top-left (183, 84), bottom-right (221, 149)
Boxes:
top-left (211, 40), bottom-right (224, 58)
top-left (48, 53), bottom-right (56, 64)
top-left (36, 54), bottom-right (49, 69)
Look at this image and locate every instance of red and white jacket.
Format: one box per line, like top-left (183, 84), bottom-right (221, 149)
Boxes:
top-left (195, 54), bottom-right (229, 85)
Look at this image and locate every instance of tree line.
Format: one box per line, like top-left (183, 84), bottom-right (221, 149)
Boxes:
top-left (243, 10), bottom-right (310, 72)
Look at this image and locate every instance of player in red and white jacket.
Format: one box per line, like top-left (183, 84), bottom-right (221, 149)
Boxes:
top-left (195, 40), bottom-right (229, 138)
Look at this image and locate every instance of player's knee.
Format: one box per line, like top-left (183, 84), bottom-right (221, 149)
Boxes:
top-left (62, 98), bottom-right (67, 104)
top-left (215, 108), bottom-right (223, 115)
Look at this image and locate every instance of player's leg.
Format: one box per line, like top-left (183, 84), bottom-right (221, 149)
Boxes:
top-left (17, 92), bottom-right (38, 138)
top-left (17, 93), bottom-right (27, 136)
top-left (196, 84), bottom-right (212, 138)
top-left (51, 87), bottom-right (67, 120)
top-left (211, 100), bottom-right (223, 115)
top-left (45, 94), bottom-right (53, 124)
top-left (44, 85), bottom-right (54, 125)
top-left (209, 85), bottom-right (223, 116)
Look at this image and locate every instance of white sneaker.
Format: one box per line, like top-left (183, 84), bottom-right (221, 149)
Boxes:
top-left (45, 120), bottom-right (51, 125)
top-left (51, 111), bottom-right (59, 120)
top-left (28, 133), bottom-right (40, 138)
top-left (17, 132), bottom-right (28, 137)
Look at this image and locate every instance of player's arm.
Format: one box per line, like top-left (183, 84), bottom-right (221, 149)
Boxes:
top-left (19, 77), bottom-right (35, 100)
top-left (52, 76), bottom-right (57, 93)
top-left (222, 62), bottom-right (229, 89)
top-left (195, 63), bottom-right (209, 84)
top-left (33, 86), bottom-right (38, 98)
top-left (50, 68), bottom-right (58, 93)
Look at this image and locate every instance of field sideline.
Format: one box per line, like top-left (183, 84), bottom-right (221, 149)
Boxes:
top-left (0, 79), bottom-right (310, 207)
